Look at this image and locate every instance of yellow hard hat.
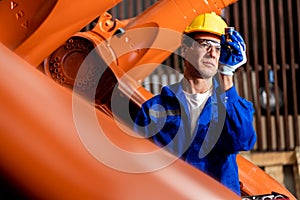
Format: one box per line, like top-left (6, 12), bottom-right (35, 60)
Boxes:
top-left (184, 12), bottom-right (227, 36)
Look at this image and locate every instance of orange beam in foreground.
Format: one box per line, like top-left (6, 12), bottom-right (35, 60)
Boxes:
top-left (0, 44), bottom-right (240, 199)
top-left (237, 155), bottom-right (296, 199)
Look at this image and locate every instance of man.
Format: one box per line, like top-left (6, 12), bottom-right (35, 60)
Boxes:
top-left (134, 12), bottom-right (256, 195)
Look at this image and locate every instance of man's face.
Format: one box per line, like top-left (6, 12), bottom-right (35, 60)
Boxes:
top-left (183, 34), bottom-right (221, 79)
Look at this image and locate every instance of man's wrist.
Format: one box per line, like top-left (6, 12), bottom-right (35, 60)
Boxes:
top-left (219, 73), bottom-right (234, 91)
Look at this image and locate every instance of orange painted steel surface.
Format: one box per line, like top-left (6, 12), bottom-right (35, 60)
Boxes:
top-left (0, 0), bottom-right (297, 199)
top-left (0, 0), bottom-right (122, 66)
top-left (0, 0), bottom-right (57, 50)
top-left (0, 44), bottom-right (240, 199)
top-left (237, 155), bottom-right (296, 199)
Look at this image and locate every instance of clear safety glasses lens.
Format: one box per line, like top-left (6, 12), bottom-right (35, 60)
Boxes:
top-left (194, 39), bottom-right (221, 52)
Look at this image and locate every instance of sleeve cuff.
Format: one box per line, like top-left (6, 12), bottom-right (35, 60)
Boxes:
top-left (219, 86), bottom-right (239, 103)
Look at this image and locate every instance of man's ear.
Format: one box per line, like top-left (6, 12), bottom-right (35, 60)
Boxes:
top-left (181, 44), bottom-right (189, 58)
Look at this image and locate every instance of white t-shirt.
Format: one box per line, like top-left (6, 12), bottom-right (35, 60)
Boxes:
top-left (183, 88), bottom-right (213, 134)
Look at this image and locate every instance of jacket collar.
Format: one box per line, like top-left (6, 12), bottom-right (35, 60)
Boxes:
top-left (162, 75), bottom-right (222, 100)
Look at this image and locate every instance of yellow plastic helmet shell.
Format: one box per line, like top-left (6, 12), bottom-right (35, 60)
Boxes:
top-left (184, 12), bottom-right (228, 36)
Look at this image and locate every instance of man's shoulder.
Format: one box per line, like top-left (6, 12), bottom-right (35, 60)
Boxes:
top-left (143, 82), bottom-right (182, 106)
top-left (161, 82), bottom-right (182, 96)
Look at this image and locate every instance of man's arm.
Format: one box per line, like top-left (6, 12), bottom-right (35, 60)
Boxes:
top-left (219, 86), bottom-right (257, 153)
top-left (219, 74), bottom-right (234, 91)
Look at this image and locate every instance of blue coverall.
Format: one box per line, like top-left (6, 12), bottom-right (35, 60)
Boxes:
top-left (134, 77), bottom-right (257, 195)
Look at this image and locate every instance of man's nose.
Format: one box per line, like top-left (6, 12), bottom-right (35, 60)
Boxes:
top-left (207, 46), bottom-right (218, 58)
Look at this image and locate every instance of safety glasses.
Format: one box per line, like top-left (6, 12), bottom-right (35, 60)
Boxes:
top-left (193, 38), bottom-right (221, 53)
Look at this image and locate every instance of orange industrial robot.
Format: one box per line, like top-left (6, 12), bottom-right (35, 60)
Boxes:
top-left (0, 0), bottom-right (296, 199)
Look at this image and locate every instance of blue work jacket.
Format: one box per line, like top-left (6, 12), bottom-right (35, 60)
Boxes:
top-left (134, 77), bottom-right (257, 195)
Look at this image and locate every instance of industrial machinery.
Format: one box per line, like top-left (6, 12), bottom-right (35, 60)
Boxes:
top-left (0, 0), bottom-right (296, 199)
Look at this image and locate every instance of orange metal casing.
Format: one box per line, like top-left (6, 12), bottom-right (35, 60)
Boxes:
top-left (0, 0), bottom-right (122, 66)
